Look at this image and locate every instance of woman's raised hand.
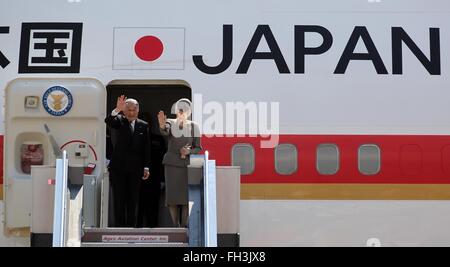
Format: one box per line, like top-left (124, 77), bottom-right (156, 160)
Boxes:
top-left (158, 110), bottom-right (167, 128)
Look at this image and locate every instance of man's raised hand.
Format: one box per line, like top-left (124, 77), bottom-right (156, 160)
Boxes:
top-left (115, 95), bottom-right (127, 112)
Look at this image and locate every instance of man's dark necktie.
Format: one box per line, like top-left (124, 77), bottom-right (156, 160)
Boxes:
top-left (129, 122), bottom-right (134, 134)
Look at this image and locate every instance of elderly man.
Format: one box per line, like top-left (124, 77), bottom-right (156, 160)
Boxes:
top-left (105, 95), bottom-right (151, 227)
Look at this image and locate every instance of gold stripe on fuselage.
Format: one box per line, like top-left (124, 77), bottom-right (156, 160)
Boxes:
top-left (241, 183), bottom-right (450, 200)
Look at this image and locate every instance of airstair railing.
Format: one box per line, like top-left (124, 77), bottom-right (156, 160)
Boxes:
top-left (203, 151), bottom-right (217, 247)
top-left (52, 151), bottom-right (69, 247)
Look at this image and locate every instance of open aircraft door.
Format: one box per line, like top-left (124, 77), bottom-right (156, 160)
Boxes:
top-left (3, 78), bottom-right (106, 234)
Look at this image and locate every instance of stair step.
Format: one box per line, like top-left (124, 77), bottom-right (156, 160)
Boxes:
top-left (81, 242), bottom-right (188, 247)
top-left (81, 227), bottom-right (188, 244)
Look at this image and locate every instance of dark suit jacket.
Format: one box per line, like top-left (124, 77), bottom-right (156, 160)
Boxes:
top-left (105, 114), bottom-right (151, 174)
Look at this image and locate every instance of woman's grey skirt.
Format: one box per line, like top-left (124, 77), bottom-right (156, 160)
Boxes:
top-left (164, 165), bottom-right (188, 206)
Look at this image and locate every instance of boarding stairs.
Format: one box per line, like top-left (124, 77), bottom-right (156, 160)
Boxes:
top-left (51, 151), bottom-right (218, 247)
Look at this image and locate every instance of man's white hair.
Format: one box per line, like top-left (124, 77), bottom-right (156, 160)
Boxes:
top-left (125, 98), bottom-right (139, 107)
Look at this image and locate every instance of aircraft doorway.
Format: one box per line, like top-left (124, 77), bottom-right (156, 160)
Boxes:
top-left (106, 80), bottom-right (192, 228)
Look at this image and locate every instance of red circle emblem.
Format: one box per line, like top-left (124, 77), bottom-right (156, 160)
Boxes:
top-left (134, 36), bottom-right (164, 62)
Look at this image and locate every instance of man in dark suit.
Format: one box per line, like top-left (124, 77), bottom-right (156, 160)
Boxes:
top-left (105, 95), bottom-right (150, 227)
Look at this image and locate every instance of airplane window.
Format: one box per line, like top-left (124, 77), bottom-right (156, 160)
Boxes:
top-left (275, 144), bottom-right (298, 175)
top-left (358, 144), bottom-right (381, 175)
top-left (317, 144), bottom-right (340, 175)
top-left (232, 144), bottom-right (255, 175)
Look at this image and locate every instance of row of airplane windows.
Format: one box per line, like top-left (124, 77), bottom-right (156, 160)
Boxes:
top-left (232, 143), bottom-right (381, 176)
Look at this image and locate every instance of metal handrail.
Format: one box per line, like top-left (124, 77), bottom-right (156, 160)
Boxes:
top-left (52, 151), bottom-right (69, 247)
top-left (203, 151), bottom-right (217, 247)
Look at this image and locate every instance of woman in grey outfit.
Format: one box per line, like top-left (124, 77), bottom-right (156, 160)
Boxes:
top-left (157, 99), bottom-right (202, 227)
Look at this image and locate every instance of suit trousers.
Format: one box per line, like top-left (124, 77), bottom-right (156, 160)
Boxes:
top-left (137, 178), bottom-right (161, 228)
top-left (110, 170), bottom-right (141, 227)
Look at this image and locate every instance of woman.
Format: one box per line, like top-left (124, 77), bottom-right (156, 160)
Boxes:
top-left (157, 99), bottom-right (202, 227)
